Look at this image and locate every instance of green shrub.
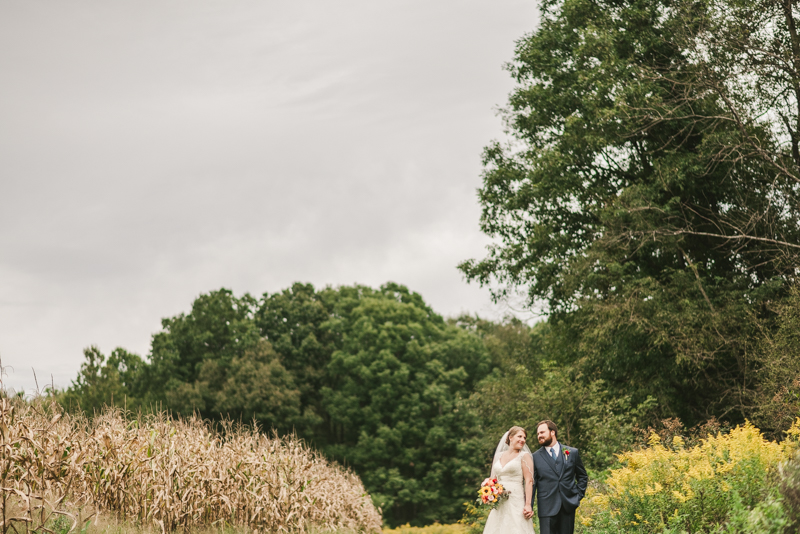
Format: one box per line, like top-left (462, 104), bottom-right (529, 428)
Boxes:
top-left (577, 420), bottom-right (800, 533)
top-left (721, 488), bottom-right (788, 534)
top-left (778, 450), bottom-right (800, 533)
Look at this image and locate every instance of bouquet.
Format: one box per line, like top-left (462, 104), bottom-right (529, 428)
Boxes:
top-left (476, 477), bottom-right (510, 507)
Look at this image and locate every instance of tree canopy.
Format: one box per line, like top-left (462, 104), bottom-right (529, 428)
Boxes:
top-left (459, 0), bottom-right (800, 428)
top-left (60, 283), bottom-right (490, 527)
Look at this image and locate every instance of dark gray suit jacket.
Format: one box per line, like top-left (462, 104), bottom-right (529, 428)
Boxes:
top-left (530, 444), bottom-right (589, 517)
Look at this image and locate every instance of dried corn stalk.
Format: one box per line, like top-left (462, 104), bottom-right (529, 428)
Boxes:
top-left (0, 398), bottom-right (381, 534)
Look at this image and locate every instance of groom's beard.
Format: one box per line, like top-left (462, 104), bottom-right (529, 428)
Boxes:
top-left (539, 436), bottom-right (554, 447)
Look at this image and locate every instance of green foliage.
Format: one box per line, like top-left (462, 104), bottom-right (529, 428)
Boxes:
top-left (463, 317), bottom-right (657, 474)
top-left (255, 282), bottom-right (334, 437)
top-left (63, 283), bottom-right (490, 528)
top-left (48, 515), bottom-right (91, 534)
top-left (667, 451), bottom-right (800, 534)
top-left (459, 0), bottom-right (799, 428)
top-left (255, 283), bottom-right (490, 526)
top-left (383, 524), bottom-right (466, 534)
top-left (458, 500), bottom-right (489, 534)
top-left (200, 338), bottom-right (304, 429)
top-left (577, 421), bottom-right (799, 533)
top-left (58, 346), bottom-right (144, 412)
top-left (778, 450), bottom-right (800, 534)
top-left (322, 294), bottom-right (487, 525)
top-left (750, 287), bottom-right (800, 438)
top-left (722, 489), bottom-right (789, 534)
top-left (141, 289), bottom-right (307, 435)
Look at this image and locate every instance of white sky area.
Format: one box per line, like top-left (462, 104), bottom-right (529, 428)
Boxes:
top-left (0, 0), bottom-right (540, 394)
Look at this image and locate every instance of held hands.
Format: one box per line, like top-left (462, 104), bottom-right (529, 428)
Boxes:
top-left (523, 504), bottom-right (533, 520)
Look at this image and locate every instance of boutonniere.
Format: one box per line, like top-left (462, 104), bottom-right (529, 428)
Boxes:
top-left (564, 450), bottom-right (570, 461)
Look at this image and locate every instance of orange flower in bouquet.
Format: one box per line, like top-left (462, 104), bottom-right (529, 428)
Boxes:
top-left (476, 478), bottom-right (510, 508)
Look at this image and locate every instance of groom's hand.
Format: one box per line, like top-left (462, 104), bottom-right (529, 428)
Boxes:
top-left (523, 505), bottom-right (533, 519)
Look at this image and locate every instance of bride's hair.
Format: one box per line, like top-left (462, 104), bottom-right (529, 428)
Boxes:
top-left (505, 426), bottom-right (526, 444)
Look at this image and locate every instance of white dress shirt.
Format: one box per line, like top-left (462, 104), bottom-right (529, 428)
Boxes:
top-left (547, 441), bottom-right (561, 459)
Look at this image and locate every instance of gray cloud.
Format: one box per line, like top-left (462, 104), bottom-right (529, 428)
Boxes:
top-left (0, 0), bottom-right (538, 393)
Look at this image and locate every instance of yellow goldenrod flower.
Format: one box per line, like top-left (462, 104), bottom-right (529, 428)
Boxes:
top-left (576, 421), bottom-right (792, 533)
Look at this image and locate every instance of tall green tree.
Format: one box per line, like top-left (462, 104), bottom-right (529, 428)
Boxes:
top-left (144, 289), bottom-right (306, 434)
top-left (751, 286), bottom-right (800, 436)
top-left (324, 286), bottom-right (488, 526)
top-left (254, 283), bottom-right (337, 439)
top-left (59, 346), bottom-right (145, 412)
top-left (461, 317), bottom-right (656, 473)
top-left (66, 283), bottom-right (492, 526)
top-left (460, 0), bottom-right (800, 425)
top-left (255, 283), bottom-right (491, 526)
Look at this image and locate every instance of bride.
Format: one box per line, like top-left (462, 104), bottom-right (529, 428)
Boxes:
top-left (483, 426), bottom-right (536, 534)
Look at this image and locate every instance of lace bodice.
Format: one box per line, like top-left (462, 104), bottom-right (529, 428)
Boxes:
top-left (493, 454), bottom-right (524, 485)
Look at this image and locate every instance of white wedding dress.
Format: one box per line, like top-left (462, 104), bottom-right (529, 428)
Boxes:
top-left (483, 454), bottom-right (536, 534)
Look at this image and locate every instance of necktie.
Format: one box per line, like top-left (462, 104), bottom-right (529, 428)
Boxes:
top-left (550, 448), bottom-right (557, 461)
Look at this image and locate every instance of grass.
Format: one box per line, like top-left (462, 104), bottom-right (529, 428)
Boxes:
top-left (382, 524), bottom-right (466, 534)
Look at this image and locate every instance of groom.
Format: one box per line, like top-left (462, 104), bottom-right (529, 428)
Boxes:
top-left (525, 420), bottom-right (588, 534)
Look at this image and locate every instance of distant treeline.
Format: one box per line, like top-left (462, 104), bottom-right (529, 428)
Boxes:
top-left (60, 283), bottom-right (490, 527)
top-left (57, 280), bottom-right (800, 527)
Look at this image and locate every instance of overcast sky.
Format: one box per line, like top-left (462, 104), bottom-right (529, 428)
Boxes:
top-left (0, 0), bottom-right (539, 393)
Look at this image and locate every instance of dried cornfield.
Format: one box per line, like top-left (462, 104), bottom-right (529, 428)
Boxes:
top-left (0, 397), bottom-right (382, 534)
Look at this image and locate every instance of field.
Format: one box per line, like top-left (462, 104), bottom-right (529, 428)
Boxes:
top-left (0, 397), bottom-right (381, 534)
top-left (4, 393), bottom-right (799, 534)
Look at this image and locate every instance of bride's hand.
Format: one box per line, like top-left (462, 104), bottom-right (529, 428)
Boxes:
top-left (523, 504), bottom-right (533, 519)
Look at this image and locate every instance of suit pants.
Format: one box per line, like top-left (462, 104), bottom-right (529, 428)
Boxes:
top-left (538, 506), bottom-right (575, 534)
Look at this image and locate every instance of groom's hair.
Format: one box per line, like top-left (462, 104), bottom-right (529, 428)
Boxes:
top-left (537, 420), bottom-right (558, 438)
